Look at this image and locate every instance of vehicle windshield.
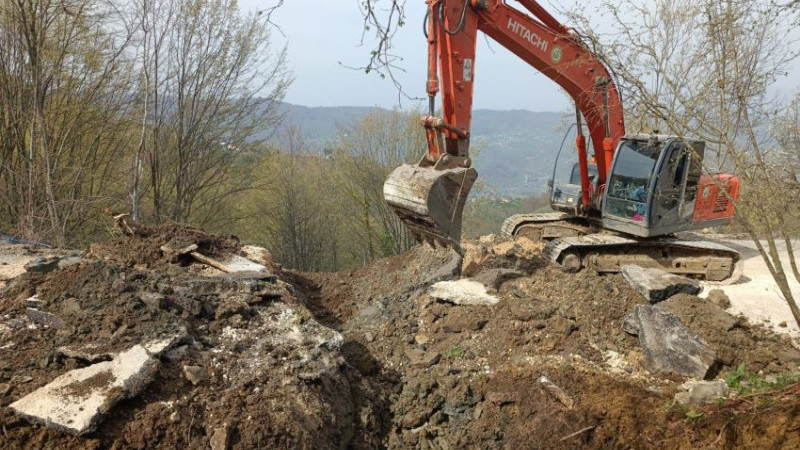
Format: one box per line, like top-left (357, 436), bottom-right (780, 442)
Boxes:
top-left (605, 140), bottom-right (662, 222)
top-left (569, 163), bottom-right (598, 185)
top-left (607, 141), bottom-right (661, 201)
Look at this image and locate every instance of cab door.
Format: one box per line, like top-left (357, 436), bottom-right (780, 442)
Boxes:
top-left (651, 141), bottom-right (686, 229)
top-left (650, 141), bottom-right (703, 232)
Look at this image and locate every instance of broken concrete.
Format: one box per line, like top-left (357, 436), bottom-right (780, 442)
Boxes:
top-left (10, 344), bottom-right (161, 435)
top-left (631, 304), bottom-right (716, 379)
top-left (57, 344), bottom-right (114, 363)
top-left (621, 265), bottom-right (701, 303)
top-left (26, 308), bottom-right (65, 328)
top-left (428, 279), bottom-right (500, 306)
top-left (24, 256), bottom-right (61, 273)
top-left (183, 365), bottom-right (208, 385)
top-left (674, 380), bottom-right (730, 406)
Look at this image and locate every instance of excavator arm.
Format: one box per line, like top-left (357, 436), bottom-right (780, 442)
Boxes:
top-left (384, 0), bottom-right (626, 249)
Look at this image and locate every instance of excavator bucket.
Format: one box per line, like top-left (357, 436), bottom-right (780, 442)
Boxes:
top-left (384, 163), bottom-right (478, 250)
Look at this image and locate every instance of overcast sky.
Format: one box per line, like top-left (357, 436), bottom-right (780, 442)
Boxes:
top-left (238, 0), bottom-right (572, 111)
top-left (239, 0), bottom-right (799, 111)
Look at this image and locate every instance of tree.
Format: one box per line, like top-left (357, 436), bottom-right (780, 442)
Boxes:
top-left (333, 109), bottom-right (422, 259)
top-left (0, 0), bottom-right (137, 246)
top-left (247, 126), bottom-right (340, 271)
top-left (131, 0), bottom-right (291, 225)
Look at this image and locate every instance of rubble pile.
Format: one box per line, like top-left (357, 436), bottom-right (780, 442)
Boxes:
top-left (1, 230), bottom-right (800, 448)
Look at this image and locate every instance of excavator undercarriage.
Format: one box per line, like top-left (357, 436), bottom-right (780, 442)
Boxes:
top-left (502, 213), bottom-right (741, 282)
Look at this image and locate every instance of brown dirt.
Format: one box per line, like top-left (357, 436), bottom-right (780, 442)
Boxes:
top-left (2, 231), bottom-right (800, 448)
top-left (87, 222), bottom-right (240, 269)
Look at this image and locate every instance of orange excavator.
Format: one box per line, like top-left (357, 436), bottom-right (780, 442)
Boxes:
top-left (384, 0), bottom-right (742, 281)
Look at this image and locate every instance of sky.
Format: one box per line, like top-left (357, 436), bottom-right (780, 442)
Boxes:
top-left (238, 0), bottom-right (799, 111)
top-left (239, 0), bottom-right (572, 111)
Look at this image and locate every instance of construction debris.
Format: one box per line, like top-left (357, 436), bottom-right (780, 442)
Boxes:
top-left (1, 227), bottom-right (800, 449)
top-left (11, 343), bottom-right (161, 435)
top-left (629, 304), bottom-right (717, 378)
top-left (428, 279), bottom-right (500, 306)
top-left (621, 265), bottom-right (701, 303)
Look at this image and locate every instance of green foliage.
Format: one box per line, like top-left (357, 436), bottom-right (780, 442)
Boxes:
top-left (446, 346), bottom-right (465, 360)
top-left (725, 363), bottom-right (799, 396)
top-left (684, 409), bottom-right (704, 423)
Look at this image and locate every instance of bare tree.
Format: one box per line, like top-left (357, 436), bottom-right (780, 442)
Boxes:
top-left (333, 109), bottom-right (422, 259)
top-left (132, 0), bottom-right (291, 225)
top-left (0, 0), bottom-right (137, 246)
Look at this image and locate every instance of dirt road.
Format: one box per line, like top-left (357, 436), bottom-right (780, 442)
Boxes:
top-left (701, 238), bottom-right (800, 338)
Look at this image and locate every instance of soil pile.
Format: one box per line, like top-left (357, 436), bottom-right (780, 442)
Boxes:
top-left (0, 224), bottom-right (385, 448)
top-left (298, 234), bottom-right (800, 449)
top-left (1, 230), bottom-right (800, 448)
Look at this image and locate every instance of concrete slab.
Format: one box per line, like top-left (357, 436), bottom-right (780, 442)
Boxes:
top-left (621, 265), bottom-right (701, 303)
top-left (428, 279), bottom-right (499, 306)
top-left (10, 344), bottom-right (160, 435)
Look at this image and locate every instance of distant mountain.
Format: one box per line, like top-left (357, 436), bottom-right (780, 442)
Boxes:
top-left (270, 102), bottom-right (578, 197)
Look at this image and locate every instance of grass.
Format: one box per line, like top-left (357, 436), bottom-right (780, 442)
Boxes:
top-left (446, 346), bottom-right (465, 360)
top-left (725, 363), bottom-right (799, 396)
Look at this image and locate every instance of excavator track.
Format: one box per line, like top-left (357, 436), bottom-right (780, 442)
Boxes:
top-left (543, 234), bottom-right (743, 283)
top-left (502, 213), bottom-right (742, 283)
top-left (501, 212), bottom-right (600, 241)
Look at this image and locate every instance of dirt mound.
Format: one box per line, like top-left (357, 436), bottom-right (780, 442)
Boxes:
top-left (295, 235), bottom-right (800, 449)
top-left (0, 226), bottom-right (385, 449)
top-left (88, 222), bottom-right (240, 269)
top-left (2, 230), bottom-right (800, 449)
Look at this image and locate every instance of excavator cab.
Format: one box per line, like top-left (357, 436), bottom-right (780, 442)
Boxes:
top-left (602, 135), bottom-right (736, 237)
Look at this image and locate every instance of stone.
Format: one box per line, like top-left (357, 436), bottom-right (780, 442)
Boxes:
top-left (164, 345), bottom-right (189, 363)
top-left (632, 305), bottom-right (716, 379)
top-left (140, 292), bottom-right (166, 310)
top-left (674, 380), bottom-right (729, 406)
top-left (470, 268), bottom-right (525, 292)
top-left (24, 256), bottom-right (60, 273)
top-left (707, 289), bottom-right (731, 309)
top-left (428, 279), bottom-right (499, 306)
top-left (779, 321), bottom-right (788, 328)
top-left (410, 351), bottom-right (441, 369)
top-left (61, 297), bottom-right (81, 314)
top-left (538, 375), bottom-right (573, 409)
top-left (10, 344), bottom-right (160, 435)
top-left (621, 265), bottom-right (701, 303)
top-left (420, 251), bottom-right (461, 285)
top-left (622, 312), bottom-right (639, 335)
top-left (0, 383), bottom-right (10, 396)
top-left (56, 256), bottom-right (83, 269)
top-left (26, 308), bottom-right (65, 329)
top-left (209, 424), bottom-right (232, 450)
top-left (182, 365), bottom-right (207, 385)
top-left (25, 295), bottom-right (45, 309)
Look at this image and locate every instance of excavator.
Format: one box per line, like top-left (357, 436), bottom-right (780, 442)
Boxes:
top-left (383, 0), bottom-right (742, 281)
